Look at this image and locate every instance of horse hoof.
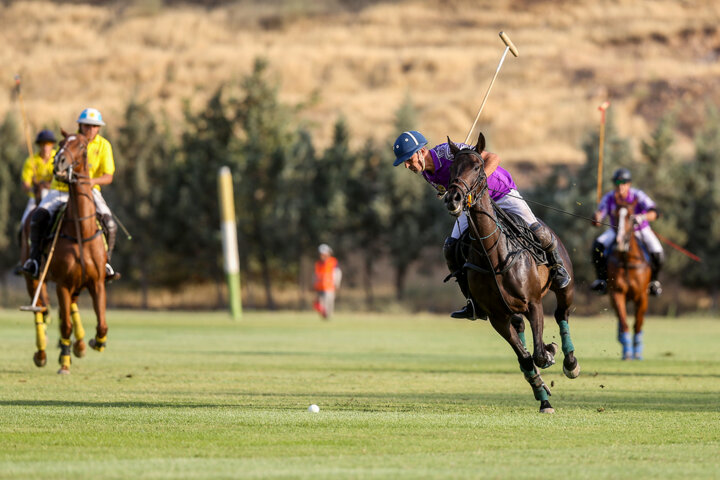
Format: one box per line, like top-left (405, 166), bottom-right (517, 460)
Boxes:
top-left (547, 342), bottom-right (558, 356)
top-left (539, 400), bottom-right (555, 414)
top-left (73, 340), bottom-right (86, 358)
top-left (57, 366), bottom-right (71, 375)
top-left (33, 350), bottom-right (47, 367)
top-left (563, 361), bottom-right (580, 379)
top-left (89, 338), bottom-right (105, 352)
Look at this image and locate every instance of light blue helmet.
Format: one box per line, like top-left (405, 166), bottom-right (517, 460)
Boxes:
top-left (392, 130), bottom-right (427, 166)
top-left (77, 107), bottom-right (105, 126)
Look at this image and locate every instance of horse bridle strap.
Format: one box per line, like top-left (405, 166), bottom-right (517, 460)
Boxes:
top-left (449, 149), bottom-right (488, 209)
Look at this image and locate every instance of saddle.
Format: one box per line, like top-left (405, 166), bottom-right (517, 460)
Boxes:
top-left (39, 206), bottom-right (107, 254)
top-left (450, 201), bottom-right (547, 272)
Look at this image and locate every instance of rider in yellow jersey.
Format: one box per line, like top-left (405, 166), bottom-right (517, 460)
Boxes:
top-left (23, 108), bottom-right (120, 281)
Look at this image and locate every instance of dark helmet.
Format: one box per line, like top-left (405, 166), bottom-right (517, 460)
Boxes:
top-left (34, 129), bottom-right (57, 145)
top-left (392, 130), bottom-right (428, 166)
top-left (612, 168), bottom-right (632, 184)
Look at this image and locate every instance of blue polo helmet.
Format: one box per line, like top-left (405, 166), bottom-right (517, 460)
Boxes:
top-left (612, 168), bottom-right (632, 184)
top-left (77, 107), bottom-right (105, 126)
top-left (34, 129), bottom-right (57, 144)
top-left (392, 130), bottom-right (427, 166)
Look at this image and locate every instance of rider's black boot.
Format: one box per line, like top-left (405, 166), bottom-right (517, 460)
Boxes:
top-left (444, 237), bottom-right (487, 320)
top-left (22, 208), bottom-right (51, 278)
top-left (649, 251), bottom-right (664, 296)
top-left (590, 240), bottom-right (608, 294)
top-left (530, 222), bottom-right (571, 290)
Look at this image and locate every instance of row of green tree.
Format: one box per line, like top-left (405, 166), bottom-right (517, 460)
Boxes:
top-left (1, 58), bottom-right (719, 309)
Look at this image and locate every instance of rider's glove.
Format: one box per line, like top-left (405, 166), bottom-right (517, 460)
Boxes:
top-left (634, 213), bottom-right (647, 225)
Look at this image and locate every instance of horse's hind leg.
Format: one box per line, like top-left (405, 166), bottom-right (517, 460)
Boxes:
top-left (87, 281), bottom-right (108, 352)
top-left (71, 297), bottom-right (86, 358)
top-left (491, 316), bottom-right (554, 414)
top-left (633, 293), bottom-right (649, 360)
top-left (527, 302), bottom-right (555, 370)
top-left (554, 288), bottom-right (580, 378)
top-left (56, 286), bottom-right (73, 374)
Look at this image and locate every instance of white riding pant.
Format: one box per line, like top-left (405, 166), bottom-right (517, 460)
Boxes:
top-left (451, 189), bottom-right (538, 239)
top-left (20, 188), bottom-right (50, 226)
top-left (596, 226), bottom-right (663, 253)
top-left (36, 189), bottom-right (111, 217)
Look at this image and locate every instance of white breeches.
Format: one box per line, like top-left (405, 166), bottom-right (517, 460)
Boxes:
top-left (20, 188), bottom-right (50, 225)
top-left (596, 226), bottom-right (663, 253)
top-left (451, 189), bottom-right (537, 239)
top-left (35, 189), bottom-right (111, 217)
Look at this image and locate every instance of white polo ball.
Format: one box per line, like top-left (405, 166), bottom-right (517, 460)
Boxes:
top-left (308, 404), bottom-right (320, 413)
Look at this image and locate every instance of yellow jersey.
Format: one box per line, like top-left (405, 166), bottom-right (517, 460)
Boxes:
top-left (21, 150), bottom-right (56, 198)
top-left (51, 134), bottom-right (115, 192)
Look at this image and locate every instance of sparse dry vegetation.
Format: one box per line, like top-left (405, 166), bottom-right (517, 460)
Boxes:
top-left (1, 0), bottom-right (719, 164)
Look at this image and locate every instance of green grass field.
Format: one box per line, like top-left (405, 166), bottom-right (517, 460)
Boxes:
top-left (0, 309), bottom-right (718, 479)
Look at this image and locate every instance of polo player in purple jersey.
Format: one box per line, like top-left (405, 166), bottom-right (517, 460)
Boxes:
top-left (392, 130), bottom-right (571, 320)
top-left (591, 167), bottom-right (664, 296)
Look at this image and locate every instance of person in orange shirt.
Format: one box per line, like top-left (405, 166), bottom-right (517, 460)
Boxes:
top-left (313, 244), bottom-right (342, 319)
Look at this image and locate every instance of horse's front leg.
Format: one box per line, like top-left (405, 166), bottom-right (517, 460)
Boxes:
top-left (610, 291), bottom-right (632, 360)
top-left (56, 285), bottom-right (73, 374)
top-left (70, 298), bottom-right (86, 358)
top-left (87, 280), bottom-right (108, 352)
top-left (633, 292), bottom-right (649, 360)
top-left (490, 315), bottom-right (554, 414)
top-left (527, 302), bottom-right (555, 369)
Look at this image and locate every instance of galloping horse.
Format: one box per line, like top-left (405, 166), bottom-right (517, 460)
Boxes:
top-left (443, 134), bottom-right (580, 413)
top-left (607, 199), bottom-right (651, 360)
top-left (21, 130), bottom-right (109, 374)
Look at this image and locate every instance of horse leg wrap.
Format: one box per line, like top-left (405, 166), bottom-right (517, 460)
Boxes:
top-left (59, 338), bottom-right (72, 367)
top-left (618, 331), bottom-right (633, 359)
top-left (517, 331), bottom-right (527, 349)
top-left (521, 366), bottom-right (550, 401)
top-left (633, 332), bottom-right (643, 360)
top-left (558, 320), bottom-right (575, 355)
top-left (34, 313), bottom-right (47, 351)
top-left (71, 303), bottom-right (85, 341)
top-left (90, 335), bottom-right (107, 352)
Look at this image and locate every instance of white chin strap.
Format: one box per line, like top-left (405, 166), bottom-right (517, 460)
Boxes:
top-left (416, 149), bottom-right (425, 173)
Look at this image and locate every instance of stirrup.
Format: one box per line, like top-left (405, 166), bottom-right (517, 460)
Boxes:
top-left (648, 280), bottom-right (662, 296)
top-left (551, 266), bottom-right (571, 289)
top-left (450, 300), bottom-right (487, 321)
top-left (23, 259), bottom-right (39, 278)
top-left (105, 263), bottom-right (121, 282)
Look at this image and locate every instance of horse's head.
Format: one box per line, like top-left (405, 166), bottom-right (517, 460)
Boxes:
top-left (53, 129), bottom-right (89, 184)
top-left (444, 133), bottom-right (487, 217)
top-left (614, 199), bottom-right (638, 253)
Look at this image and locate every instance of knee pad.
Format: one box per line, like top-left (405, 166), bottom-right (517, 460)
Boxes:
top-left (101, 213), bottom-right (117, 235)
top-left (530, 222), bottom-right (557, 251)
top-left (30, 208), bottom-right (51, 229)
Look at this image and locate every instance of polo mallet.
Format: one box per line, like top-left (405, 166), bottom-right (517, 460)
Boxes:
top-left (596, 101), bottom-right (610, 205)
top-left (464, 31), bottom-right (519, 145)
top-left (14, 75), bottom-right (34, 158)
top-left (20, 211), bottom-right (65, 313)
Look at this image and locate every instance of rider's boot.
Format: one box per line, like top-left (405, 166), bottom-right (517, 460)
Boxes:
top-left (443, 237), bottom-right (487, 321)
top-left (648, 251), bottom-right (664, 296)
top-left (590, 241), bottom-right (608, 294)
top-left (22, 208), bottom-right (51, 279)
top-left (530, 222), bottom-right (571, 289)
top-left (13, 226), bottom-right (23, 275)
top-left (101, 213), bottom-right (120, 282)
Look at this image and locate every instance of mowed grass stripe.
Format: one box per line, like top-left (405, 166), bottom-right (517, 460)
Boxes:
top-left (0, 310), bottom-right (718, 479)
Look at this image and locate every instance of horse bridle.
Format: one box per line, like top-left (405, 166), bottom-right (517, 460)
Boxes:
top-left (55, 138), bottom-right (90, 185)
top-left (449, 149), bottom-right (488, 210)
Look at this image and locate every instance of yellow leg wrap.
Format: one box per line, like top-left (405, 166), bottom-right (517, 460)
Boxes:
top-left (60, 354), bottom-right (71, 368)
top-left (71, 303), bottom-right (85, 341)
top-left (43, 309), bottom-right (51, 327)
top-left (35, 313), bottom-right (47, 351)
top-left (59, 338), bottom-right (72, 368)
top-left (91, 335), bottom-right (107, 352)
top-left (60, 338), bottom-right (72, 347)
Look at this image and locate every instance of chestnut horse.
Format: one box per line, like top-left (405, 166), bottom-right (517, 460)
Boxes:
top-left (443, 134), bottom-right (580, 413)
top-left (21, 131), bottom-right (108, 374)
top-left (607, 199), bottom-right (651, 360)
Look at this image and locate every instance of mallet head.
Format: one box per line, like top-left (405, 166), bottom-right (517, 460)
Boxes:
top-left (499, 31), bottom-right (519, 57)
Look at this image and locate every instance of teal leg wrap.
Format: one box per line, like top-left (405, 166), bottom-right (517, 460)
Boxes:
top-left (521, 366), bottom-right (549, 402)
top-left (558, 320), bottom-right (574, 355)
top-left (518, 331), bottom-right (527, 349)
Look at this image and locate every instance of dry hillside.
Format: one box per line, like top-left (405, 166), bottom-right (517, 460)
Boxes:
top-left (1, 0), bottom-right (719, 166)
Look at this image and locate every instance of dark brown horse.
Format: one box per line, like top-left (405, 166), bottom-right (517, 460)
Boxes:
top-left (443, 133), bottom-right (580, 413)
top-left (21, 131), bottom-right (108, 374)
top-left (607, 198), bottom-right (651, 360)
